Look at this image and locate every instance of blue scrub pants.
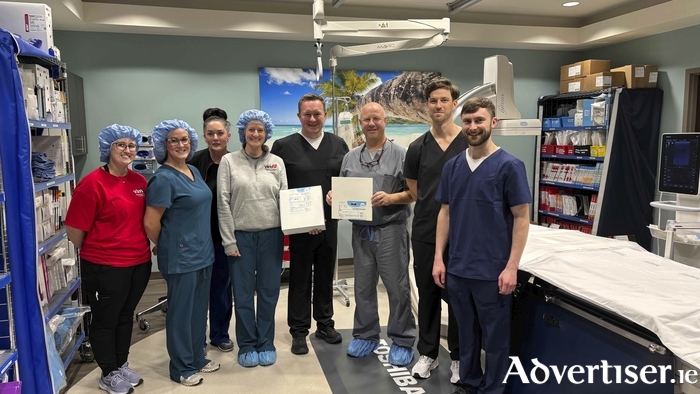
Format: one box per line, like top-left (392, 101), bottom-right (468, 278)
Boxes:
top-left (209, 244), bottom-right (233, 346)
top-left (164, 265), bottom-right (213, 382)
top-left (447, 274), bottom-right (512, 394)
top-left (351, 221), bottom-right (416, 348)
top-left (229, 228), bottom-right (283, 356)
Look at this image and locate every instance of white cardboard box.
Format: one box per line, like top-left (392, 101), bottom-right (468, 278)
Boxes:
top-left (0, 2), bottom-right (54, 53)
top-left (331, 177), bottom-right (373, 221)
top-left (280, 186), bottom-right (326, 235)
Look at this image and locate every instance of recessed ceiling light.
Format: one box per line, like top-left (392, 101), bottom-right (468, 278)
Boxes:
top-left (563, 1), bottom-right (580, 6)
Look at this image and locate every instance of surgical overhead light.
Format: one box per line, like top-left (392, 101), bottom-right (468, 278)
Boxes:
top-left (447, 0), bottom-right (483, 15)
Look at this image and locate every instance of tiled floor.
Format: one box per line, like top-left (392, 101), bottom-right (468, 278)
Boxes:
top-left (64, 265), bottom-right (421, 393)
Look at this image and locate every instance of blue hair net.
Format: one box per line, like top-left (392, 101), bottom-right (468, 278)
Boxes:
top-left (152, 119), bottom-right (199, 164)
top-left (98, 124), bottom-right (142, 163)
top-left (236, 109), bottom-right (274, 143)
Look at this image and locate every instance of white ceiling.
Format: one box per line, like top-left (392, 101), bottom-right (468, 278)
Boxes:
top-left (13, 0), bottom-right (700, 50)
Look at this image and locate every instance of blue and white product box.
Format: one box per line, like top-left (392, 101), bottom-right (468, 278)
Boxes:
top-left (0, 2), bottom-right (54, 53)
top-left (582, 99), bottom-right (595, 127)
top-left (280, 185), bottom-right (326, 235)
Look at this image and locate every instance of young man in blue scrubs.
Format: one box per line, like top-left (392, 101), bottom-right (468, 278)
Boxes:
top-left (434, 97), bottom-right (530, 394)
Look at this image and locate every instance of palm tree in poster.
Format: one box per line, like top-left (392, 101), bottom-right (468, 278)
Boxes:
top-left (315, 70), bottom-right (378, 146)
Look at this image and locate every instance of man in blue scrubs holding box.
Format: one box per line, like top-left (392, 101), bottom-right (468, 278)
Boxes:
top-left (434, 97), bottom-right (531, 394)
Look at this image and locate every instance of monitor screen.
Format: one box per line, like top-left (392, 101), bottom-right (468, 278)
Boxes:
top-left (659, 133), bottom-right (700, 195)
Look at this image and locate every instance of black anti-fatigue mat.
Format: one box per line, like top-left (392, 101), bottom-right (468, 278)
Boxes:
top-left (312, 328), bottom-right (457, 394)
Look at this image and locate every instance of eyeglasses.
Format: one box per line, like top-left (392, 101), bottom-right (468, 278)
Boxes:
top-left (167, 137), bottom-right (191, 146)
top-left (359, 143), bottom-right (387, 169)
top-left (112, 142), bottom-right (138, 151)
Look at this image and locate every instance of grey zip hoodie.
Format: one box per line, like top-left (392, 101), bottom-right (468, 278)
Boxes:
top-left (217, 146), bottom-right (288, 254)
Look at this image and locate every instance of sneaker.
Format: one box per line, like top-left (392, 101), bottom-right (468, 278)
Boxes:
top-left (315, 326), bottom-right (342, 344)
top-left (450, 360), bottom-right (460, 384)
top-left (180, 373), bottom-right (203, 387)
top-left (258, 350), bottom-right (277, 366)
top-left (215, 340), bottom-right (234, 352)
top-left (412, 355), bottom-right (439, 379)
top-left (99, 370), bottom-right (134, 394)
top-left (200, 361), bottom-right (220, 373)
top-left (291, 336), bottom-right (309, 355)
top-left (118, 362), bottom-right (143, 387)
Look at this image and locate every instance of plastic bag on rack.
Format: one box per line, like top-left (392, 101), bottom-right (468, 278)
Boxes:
top-left (51, 307), bottom-right (91, 354)
top-left (543, 132), bottom-right (556, 145)
top-left (591, 130), bottom-right (607, 146)
top-left (45, 322), bottom-right (67, 393)
top-left (570, 130), bottom-right (592, 146)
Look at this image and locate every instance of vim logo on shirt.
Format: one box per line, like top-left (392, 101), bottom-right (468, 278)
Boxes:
top-left (264, 164), bottom-right (278, 171)
top-left (133, 188), bottom-right (145, 197)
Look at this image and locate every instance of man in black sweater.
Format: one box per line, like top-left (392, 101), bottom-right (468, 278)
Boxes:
top-left (271, 93), bottom-right (349, 355)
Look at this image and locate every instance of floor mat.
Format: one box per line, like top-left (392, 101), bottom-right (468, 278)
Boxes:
top-left (312, 328), bottom-right (457, 394)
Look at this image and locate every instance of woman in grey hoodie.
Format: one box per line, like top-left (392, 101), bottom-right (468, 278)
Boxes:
top-left (217, 109), bottom-right (287, 368)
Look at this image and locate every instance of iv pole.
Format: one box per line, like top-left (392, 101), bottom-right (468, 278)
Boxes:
top-left (312, 0), bottom-right (450, 306)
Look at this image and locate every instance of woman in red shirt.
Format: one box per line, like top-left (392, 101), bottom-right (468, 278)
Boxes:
top-left (65, 124), bottom-right (152, 394)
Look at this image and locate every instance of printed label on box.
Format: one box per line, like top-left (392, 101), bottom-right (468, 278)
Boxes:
top-left (595, 76), bottom-right (612, 87)
top-left (568, 65), bottom-right (581, 77)
top-left (568, 81), bottom-right (581, 92)
top-left (25, 13), bottom-right (47, 32)
top-left (634, 66), bottom-right (645, 78)
top-left (649, 72), bottom-right (658, 83)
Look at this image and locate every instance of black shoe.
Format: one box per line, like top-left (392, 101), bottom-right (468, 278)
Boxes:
top-left (452, 386), bottom-right (476, 394)
top-left (291, 336), bottom-right (309, 355)
top-left (315, 326), bottom-right (342, 344)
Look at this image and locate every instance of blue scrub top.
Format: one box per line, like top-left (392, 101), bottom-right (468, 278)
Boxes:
top-left (146, 164), bottom-right (215, 275)
top-left (436, 149), bottom-right (530, 281)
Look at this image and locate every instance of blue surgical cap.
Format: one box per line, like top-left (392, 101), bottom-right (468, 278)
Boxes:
top-left (98, 124), bottom-right (142, 163)
top-left (152, 119), bottom-right (198, 164)
top-left (236, 109), bottom-right (274, 143)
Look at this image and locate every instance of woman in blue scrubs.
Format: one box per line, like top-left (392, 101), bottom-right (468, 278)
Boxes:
top-left (143, 119), bottom-right (220, 387)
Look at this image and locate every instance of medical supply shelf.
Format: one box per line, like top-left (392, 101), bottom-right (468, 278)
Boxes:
top-left (34, 173), bottom-right (74, 192)
top-left (538, 210), bottom-right (594, 225)
top-left (539, 180), bottom-right (599, 191)
top-left (540, 154), bottom-right (604, 162)
top-left (44, 278), bottom-right (81, 323)
top-left (0, 350), bottom-right (18, 377)
top-left (28, 120), bottom-right (71, 130)
top-left (0, 273), bottom-right (10, 290)
top-left (62, 331), bottom-right (85, 369)
top-left (534, 87), bottom-right (664, 250)
top-left (1, 29), bottom-right (90, 392)
top-left (38, 229), bottom-right (67, 255)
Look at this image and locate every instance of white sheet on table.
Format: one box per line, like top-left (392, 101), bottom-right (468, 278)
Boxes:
top-left (520, 226), bottom-right (700, 370)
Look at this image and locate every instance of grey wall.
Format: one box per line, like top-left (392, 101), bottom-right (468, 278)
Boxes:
top-left (584, 23), bottom-right (700, 138)
top-left (54, 30), bottom-right (575, 263)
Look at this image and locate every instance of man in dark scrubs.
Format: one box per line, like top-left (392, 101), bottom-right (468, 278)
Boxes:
top-left (271, 93), bottom-right (350, 355)
top-left (404, 78), bottom-right (466, 383)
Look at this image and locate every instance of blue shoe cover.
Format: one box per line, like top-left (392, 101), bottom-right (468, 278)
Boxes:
top-left (258, 350), bottom-right (277, 366)
top-left (346, 338), bottom-right (380, 358)
top-left (238, 351), bottom-right (259, 367)
top-left (388, 343), bottom-right (414, 366)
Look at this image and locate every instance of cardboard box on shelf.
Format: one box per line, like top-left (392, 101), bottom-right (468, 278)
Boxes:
top-left (560, 60), bottom-right (611, 81)
top-left (0, 2), bottom-right (54, 53)
top-left (611, 65), bottom-right (647, 88)
top-left (559, 72), bottom-right (624, 93)
top-left (645, 65), bottom-right (659, 88)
